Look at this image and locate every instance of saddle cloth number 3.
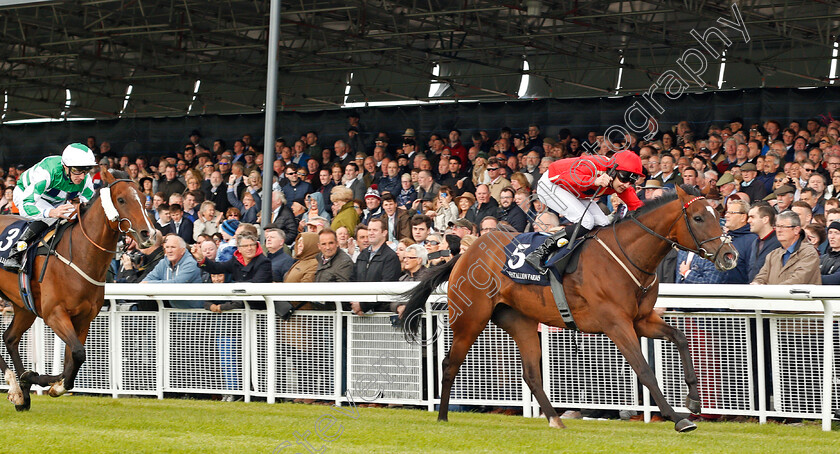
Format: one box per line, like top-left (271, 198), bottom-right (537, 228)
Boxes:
top-left (0, 228), bottom-right (21, 252)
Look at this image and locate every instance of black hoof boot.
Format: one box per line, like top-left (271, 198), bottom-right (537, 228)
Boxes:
top-left (675, 418), bottom-right (697, 433)
top-left (685, 397), bottom-right (702, 415)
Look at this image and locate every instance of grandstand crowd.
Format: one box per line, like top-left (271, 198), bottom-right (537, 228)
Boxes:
top-left (2, 113), bottom-right (840, 320)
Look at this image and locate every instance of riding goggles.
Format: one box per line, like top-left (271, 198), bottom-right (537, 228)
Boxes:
top-left (68, 166), bottom-right (94, 175)
top-left (615, 170), bottom-right (639, 184)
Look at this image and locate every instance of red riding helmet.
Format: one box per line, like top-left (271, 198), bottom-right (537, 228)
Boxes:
top-left (611, 150), bottom-right (643, 175)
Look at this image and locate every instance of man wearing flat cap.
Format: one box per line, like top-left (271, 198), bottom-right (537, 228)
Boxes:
top-left (769, 185), bottom-right (796, 213)
top-left (739, 163), bottom-right (767, 202)
top-left (716, 172), bottom-right (738, 204)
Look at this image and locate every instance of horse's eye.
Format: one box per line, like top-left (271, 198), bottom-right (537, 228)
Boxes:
top-left (117, 197), bottom-right (126, 205)
top-left (693, 215), bottom-right (703, 222)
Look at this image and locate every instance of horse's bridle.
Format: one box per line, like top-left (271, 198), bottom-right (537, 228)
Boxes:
top-left (77, 179), bottom-right (141, 253)
top-left (614, 196), bottom-right (732, 276)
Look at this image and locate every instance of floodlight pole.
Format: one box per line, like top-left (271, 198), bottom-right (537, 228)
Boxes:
top-left (261, 0), bottom-right (282, 230)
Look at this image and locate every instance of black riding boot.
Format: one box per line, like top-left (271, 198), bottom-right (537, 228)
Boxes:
top-left (5, 220), bottom-right (49, 273)
top-left (525, 228), bottom-right (568, 272)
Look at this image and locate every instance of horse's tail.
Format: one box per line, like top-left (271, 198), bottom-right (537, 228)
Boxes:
top-left (399, 254), bottom-right (461, 339)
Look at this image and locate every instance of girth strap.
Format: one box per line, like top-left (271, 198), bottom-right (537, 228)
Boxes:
top-left (547, 270), bottom-right (577, 331)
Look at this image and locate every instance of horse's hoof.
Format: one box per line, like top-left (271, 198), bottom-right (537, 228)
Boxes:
top-left (548, 416), bottom-right (566, 429)
top-left (20, 370), bottom-right (38, 386)
top-left (675, 418), bottom-right (698, 433)
top-left (6, 392), bottom-right (24, 406)
top-left (685, 397), bottom-right (702, 415)
top-left (48, 380), bottom-right (66, 397)
top-left (15, 402), bottom-right (30, 412)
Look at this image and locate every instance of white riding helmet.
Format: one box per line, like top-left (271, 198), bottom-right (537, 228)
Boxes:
top-left (61, 143), bottom-right (96, 168)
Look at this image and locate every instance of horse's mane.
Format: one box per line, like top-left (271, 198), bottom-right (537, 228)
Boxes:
top-left (616, 184), bottom-right (703, 224)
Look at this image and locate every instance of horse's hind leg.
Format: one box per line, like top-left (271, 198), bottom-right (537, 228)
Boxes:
top-left (3, 308), bottom-right (36, 410)
top-left (439, 313), bottom-right (490, 422)
top-left (491, 305), bottom-right (564, 429)
top-left (635, 314), bottom-right (702, 415)
top-left (606, 322), bottom-right (696, 433)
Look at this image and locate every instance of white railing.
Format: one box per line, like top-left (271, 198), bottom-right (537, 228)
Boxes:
top-left (1, 283), bottom-right (838, 431)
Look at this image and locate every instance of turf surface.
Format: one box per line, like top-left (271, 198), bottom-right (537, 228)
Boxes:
top-left (2, 395), bottom-right (838, 453)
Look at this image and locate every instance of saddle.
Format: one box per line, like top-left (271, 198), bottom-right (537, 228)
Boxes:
top-left (502, 230), bottom-right (596, 331)
top-left (0, 221), bottom-right (74, 315)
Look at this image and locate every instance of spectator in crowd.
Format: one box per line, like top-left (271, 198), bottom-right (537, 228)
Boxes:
top-left (820, 222), bottom-right (840, 284)
top-left (790, 201), bottom-right (814, 227)
top-left (397, 173), bottom-right (417, 209)
top-left (264, 228), bottom-right (294, 282)
top-left (747, 204), bottom-right (782, 282)
top-left (202, 171), bottom-right (230, 214)
top-left (381, 193), bottom-right (412, 242)
top-left (465, 185), bottom-right (500, 225)
top-left (803, 223), bottom-right (826, 252)
top-left (282, 231), bottom-right (320, 302)
top-left (459, 234), bottom-right (478, 253)
top-left (344, 163), bottom-right (366, 201)
top-left (158, 163), bottom-right (186, 199)
top-left (739, 163), bottom-right (767, 202)
top-left (432, 186), bottom-right (459, 232)
top-left (455, 192), bottom-right (476, 219)
top-left (193, 232), bottom-right (273, 310)
top-left (722, 199), bottom-right (757, 283)
top-left (497, 187), bottom-right (527, 232)
top-left (410, 215), bottom-right (432, 244)
top-left (314, 229), bottom-right (354, 285)
top-left (424, 233), bottom-right (451, 268)
top-left (143, 234), bottom-right (203, 308)
top-left (361, 185), bottom-right (383, 225)
top-left (305, 216), bottom-right (328, 233)
top-left (282, 163), bottom-right (311, 204)
top-left (348, 224), bottom-right (369, 262)
top-left (168, 203), bottom-right (194, 245)
top-left (300, 192), bottom-right (331, 228)
top-left (266, 190), bottom-right (298, 245)
top-left (216, 219), bottom-right (240, 263)
top-left (751, 211), bottom-right (821, 285)
top-left (449, 218), bottom-right (476, 238)
top-left (181, 190), bottom-right (200, 222)
top-left (399, 243), bottom-right (428, 283)
top-left (486, 158), bottom-right (511, 202)
top-left (479, 216), bottom-right (499, 235)
top-left (155, 203), bottom-right (172, 234)
top-left (193, 200), bottom-right (222, 243)
top-left (226, 174), bottom-right (260, 224)
top-left (330, 186), bottom-right (359, 236)
top-left (378, 160), bottom-right (402, 197)
top-left (416, 170), bottom-right (441, 201)
top-left (116, 230), bottom-right (165, 284)
top-left (350, 218), bottom-right (401, 315)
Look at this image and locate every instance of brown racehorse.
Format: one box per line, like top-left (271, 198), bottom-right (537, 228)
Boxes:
top-left (401, 185), bottom-right (738, 432)
top-left (0, 170), bottom-right (155, 411)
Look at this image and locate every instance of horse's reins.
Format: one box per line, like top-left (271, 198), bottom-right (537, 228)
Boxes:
top-left (606, 196), bottom-right (731, 292)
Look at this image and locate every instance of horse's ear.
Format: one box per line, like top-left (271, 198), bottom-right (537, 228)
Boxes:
top-left (101, 169), bottom-right (115, 185)
top-left (674, 184), bottom-right (688, 200)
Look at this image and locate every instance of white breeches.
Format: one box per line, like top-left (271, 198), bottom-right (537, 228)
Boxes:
top-left (536, 173), bottom-right (610, 230)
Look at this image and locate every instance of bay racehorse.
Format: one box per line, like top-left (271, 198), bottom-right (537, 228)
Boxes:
top-left (401, 185), bottom-right (738, 432)
top-left (0, 170), bottom-right (155, 410)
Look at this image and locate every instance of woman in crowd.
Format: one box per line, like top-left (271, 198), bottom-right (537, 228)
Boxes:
top-left (455, 192), bottom-right (476, 219)
top-left (424, 234), bottom-right (451, 268)
top-left (804, 223), bottom-right (826, 251)
top-left (300, 192), bottom-right (331, 231)
top-left (330, 186), bottom-right (359, 236)
top-left (284, 232), bottom-right (320, 284)
top-left (509, 172), bottom-right (531, 193)
top-left (432, 186), bottom-right (459, 232)
top-left (321, 148), bottom-right (335, 168)
top-left (193, 200), bottom-right (222, 242)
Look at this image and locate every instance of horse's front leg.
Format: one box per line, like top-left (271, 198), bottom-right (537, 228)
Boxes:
top-left (635, 314), bottom-right (702, 415)
top-left (43, 310), bottom-right (89, 397)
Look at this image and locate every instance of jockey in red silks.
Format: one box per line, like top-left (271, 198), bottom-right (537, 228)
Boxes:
top-left (525, 150), bottom-right (644, 271)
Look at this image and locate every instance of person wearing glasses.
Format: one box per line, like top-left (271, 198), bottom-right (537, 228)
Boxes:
top-left (525, 150), bottom-right (643, 272)
top-left (281, 163), bottom-right (311, 204)
top-left (6, 143), bottom-right (97, 272)
top-left (751, 211), bottom-right (820, 285)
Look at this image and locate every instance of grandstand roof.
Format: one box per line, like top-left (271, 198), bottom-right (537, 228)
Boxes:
top-left (0, 0), bottom-right (837, 121)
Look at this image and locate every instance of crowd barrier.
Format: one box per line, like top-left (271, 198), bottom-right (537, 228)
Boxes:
top-left (0, 282), bottom-right (837, 431)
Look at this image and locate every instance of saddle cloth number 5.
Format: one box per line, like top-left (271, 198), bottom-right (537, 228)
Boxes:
top-left (507, 243), bottom-right (531, 269)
